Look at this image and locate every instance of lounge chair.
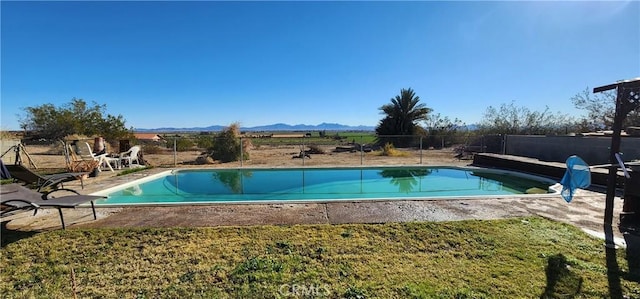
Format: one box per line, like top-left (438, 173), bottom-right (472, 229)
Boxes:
top-left (0, 183), bottom-right (105, 229)
top-left (119, 145), bottom-right (141, 168)
top-left (5, 163), bottom-right (86, 192)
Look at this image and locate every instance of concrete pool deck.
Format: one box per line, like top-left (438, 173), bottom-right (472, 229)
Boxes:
top-left (2, 167), bottom-right (636, 247)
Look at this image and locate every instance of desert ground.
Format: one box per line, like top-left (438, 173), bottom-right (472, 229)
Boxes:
top-left (15, 144), bottom-right (470, 170)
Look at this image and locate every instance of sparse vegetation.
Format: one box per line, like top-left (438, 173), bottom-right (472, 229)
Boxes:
top-left (141, 144), bottom-right (164, 154)
top-left (172, 137), bottom-right (195, 152)
top-left (1, 217), bottom-right (637, 297)
top-left (378, 142), bottom-right (410, 157)
top-left (0, 130), bottom-right (17, 139)
top-left (306, 144), bottom-right (325, 154)
top-left (209, 123), bottom-right (251, 163)
top-left (478, 101), bottom-right (575, 135)
top-left (572, 88), bottom-right (640, 131)
top-left (424, 113), bottom-right (466, 149)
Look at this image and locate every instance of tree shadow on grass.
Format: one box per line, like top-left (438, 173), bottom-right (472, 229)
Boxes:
top-left (541, 254), bottom-right (583, 298)
top-left (622, 226), bottom-right (640, 283)
top-left (597, 224), bottom-right (640, 299)
top-left (1, 220), bottom-right (38, 248)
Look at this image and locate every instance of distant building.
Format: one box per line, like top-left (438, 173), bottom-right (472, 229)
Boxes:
top-left (134, 133), bottom-right (163, 143)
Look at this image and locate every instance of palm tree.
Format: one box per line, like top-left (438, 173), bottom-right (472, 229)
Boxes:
top-left (379, 168), bottom-right (432, 193)
top-left (376, 88), bottom-right (432, 147)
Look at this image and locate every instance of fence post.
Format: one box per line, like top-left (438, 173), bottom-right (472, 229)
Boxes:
top-left (240, 136), bottom-right (244, 167)
top-left (420, 137), bottom-right (423, 164)
top-left (173, 137), bottom-right (177, 167)
top-left (502, 135), bottom-right (507, 155)
top-left (302, 138), bottom-right (305, 167)
top-left (360, 143), bottom-right (364, 165)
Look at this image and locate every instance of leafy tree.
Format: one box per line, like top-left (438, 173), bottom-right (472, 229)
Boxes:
top-left (195, 135), bottom-right (214, 149)
top-left (571, 88), bottom-right (615, 131)
top-left (21, 103), bottom-right (74, 140)
top-left (209, 123), bottom-right (251, 163)
top-left (376, 88), bottom-right (432, 147)
top-left (97, 114), bottom-right (131, 144)
top-left (20, 98), bottom-right (132, 143)
top-left (571, 88), bottom-right (640, 132)
top-left (423, 113), bottom-right (465, 148)
top-left (478, 101), bottom-right (575, 135)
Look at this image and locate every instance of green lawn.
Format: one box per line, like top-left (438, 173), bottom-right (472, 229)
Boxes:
top-left (1, 217), bottom-right (638, 298)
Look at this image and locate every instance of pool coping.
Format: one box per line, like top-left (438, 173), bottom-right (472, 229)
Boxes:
top-left (3, 164), bottom-right (633, 248)
top-left (88, 165), bottom-right (562, 207)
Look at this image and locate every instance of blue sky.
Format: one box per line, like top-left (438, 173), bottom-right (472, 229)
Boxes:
top-left (1, 1), bottom-right (638, 130)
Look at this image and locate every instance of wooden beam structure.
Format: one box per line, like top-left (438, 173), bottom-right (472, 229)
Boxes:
top-left (593, 78), bottom-right (640, 227)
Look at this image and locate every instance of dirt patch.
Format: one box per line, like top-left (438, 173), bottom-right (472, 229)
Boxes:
top-left (16, 144), bottom-right (469, 169)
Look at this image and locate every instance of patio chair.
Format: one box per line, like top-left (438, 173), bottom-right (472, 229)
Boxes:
top-left (70, 142), bottom-right (117, 172)
top-left (119, 145), bottom-right (141, 168)
top-left (4, 162), bottom-right (87, 191)
top-left (83, 142), bottom-right (119, 171)
top-left (0, 183), bottom-right (105, 229)
top-left (66, 143), bottom-right (100, 173)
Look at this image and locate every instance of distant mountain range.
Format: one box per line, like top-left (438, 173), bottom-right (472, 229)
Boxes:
top-left (135, 122), bottom-right (376, 132)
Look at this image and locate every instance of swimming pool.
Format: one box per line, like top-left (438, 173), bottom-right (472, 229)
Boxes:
top-left (93, 167), bottom-right (558, 206)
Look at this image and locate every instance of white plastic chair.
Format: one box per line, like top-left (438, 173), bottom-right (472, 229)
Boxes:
top-left (119, 145), bottom-right (141, 168)
top-left (78, 142), bottom-right (116, 172)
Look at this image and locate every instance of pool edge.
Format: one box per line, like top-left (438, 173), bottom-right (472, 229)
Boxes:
top-left (89, 166), bottom-right (561, 207)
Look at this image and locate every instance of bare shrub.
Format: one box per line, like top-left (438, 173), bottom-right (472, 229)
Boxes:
top-left (307, 145), bottom-right (325, 154)
top-left (210, 123), bottom-right (251, 162)
top-left (379, 143), bottom-right (409, 157)
top-left (195, 155), bottom-right (214, 165)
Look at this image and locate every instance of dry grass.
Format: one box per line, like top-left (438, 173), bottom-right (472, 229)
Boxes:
top-left (1, 217), bottom-right (638, 298)
top-left (377, 143), bottom-right (411, 157)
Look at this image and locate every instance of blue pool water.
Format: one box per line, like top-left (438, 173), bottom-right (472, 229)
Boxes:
top-left (95, 167), bottom-right (555, 205)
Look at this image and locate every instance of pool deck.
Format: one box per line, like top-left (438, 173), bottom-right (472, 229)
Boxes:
top-left (2, 166), bottom-right (637, 247)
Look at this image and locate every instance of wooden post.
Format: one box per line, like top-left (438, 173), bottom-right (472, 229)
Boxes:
top-left (593, 78), bottom-right (640, 228)
top-left (603, 86), bottom-right (625, 226)
top-left (240, 136), bottom-right (244, 167)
